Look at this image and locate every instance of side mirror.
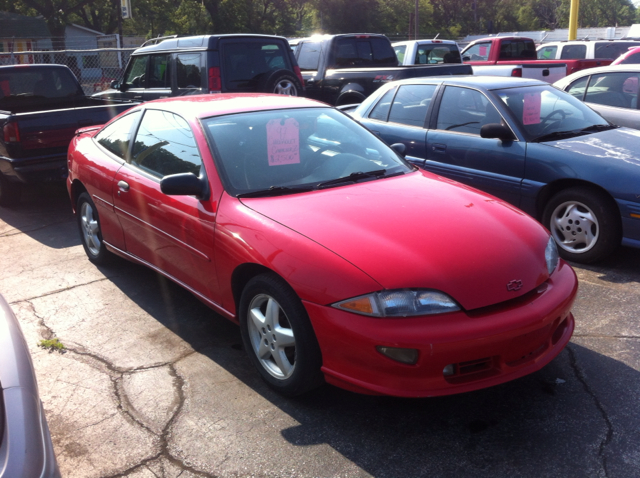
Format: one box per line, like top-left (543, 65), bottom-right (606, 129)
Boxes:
top-left (480, 123), bottom-right (514, 141)
top-left (390, 143), bottom-right (406, 156)
top-left (160, 173), bottom-right (209, 200)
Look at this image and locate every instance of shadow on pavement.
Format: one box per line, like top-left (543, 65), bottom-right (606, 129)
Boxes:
top-left (0, 182), bottom-right (78, 249)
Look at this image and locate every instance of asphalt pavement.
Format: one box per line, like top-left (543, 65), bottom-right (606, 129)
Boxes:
top-left (1, 182), bottom-right (639, 478)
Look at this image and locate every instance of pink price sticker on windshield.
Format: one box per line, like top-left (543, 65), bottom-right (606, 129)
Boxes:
top-left (523, 92), bottom-right (542, 125)
top-left (267, 118), bottom-right (300, 166)
top-left (479, 46), bottom-right (487, 56)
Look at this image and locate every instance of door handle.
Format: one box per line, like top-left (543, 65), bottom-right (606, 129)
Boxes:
top-left (431, 143), bottom-right (447, 154)
top-left (117, 180), bottom-right (130, 191)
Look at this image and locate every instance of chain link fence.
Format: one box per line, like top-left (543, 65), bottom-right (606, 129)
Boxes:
top-left (0, 48), bottom-right (136, 95)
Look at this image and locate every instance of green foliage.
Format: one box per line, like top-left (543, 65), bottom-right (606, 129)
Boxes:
top-left (39, 337), bottom-right (65, 352)
top-left (2, 0), bottom-right (638, 38)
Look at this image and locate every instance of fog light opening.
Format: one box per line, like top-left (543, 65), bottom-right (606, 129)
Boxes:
top-left (443, 364), bottom-right (456, 376)
top-left (376, 346), bottom-right (419, 365)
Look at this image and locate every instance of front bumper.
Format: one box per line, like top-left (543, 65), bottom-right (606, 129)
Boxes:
top-left (304, 261), bottom-right (577, 397)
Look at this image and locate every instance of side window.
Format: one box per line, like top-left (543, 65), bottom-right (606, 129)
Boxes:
top-left (538, 46), bottom-right (557, 59)
top-left (176, 53), bottom-right (202, 89)
top-left (585, 73), bottom-right (638, 109)
top-left (388, 84), bottom-right (437, 127)
top-left (131, 110), bottom-right (202, 179)
top-left (463, 42), bottom-right (491, 61)
top-left (123, 56), bottom-right (148, 88)
top-left (95, 111), bottom-right (141, 159)
top-left (297, 42), bottom-right (322, 71)
top-left (561, 45), bottom-right (586, 59)
top-left (369, 87), bottom-right (397, 121)
top-left (148, 54), bottom-right (171, 88)
top-left (394, 45), bottom-right (406, 63)
top-left (437, 87), bottom-right (499, 135)
top-left (566, 76), bottom-right (589, 100)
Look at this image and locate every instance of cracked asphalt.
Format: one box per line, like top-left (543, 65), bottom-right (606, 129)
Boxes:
top-left (1, 182), bottom-right (640, 477)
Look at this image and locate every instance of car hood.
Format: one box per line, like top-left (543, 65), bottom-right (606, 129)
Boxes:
top-left (546, 127), bottom-right (640, 166)
top-left (240, 171), bottom-right (551, 311)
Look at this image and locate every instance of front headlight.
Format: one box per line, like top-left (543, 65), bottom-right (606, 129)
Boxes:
top-left (546, 236), bottom-right (559, 275)
top-left (333, 289), bottom-right (460, 317)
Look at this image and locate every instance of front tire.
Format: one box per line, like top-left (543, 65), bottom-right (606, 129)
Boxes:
top-left (239, 273), bottom-right (323, 396)
top-left (77, 192), bottom-right (111, 265)
top-left (542, 187), bottom-right (621, 263)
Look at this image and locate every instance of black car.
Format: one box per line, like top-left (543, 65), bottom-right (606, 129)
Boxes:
top-left (93, 34), bottom-right (304, 102)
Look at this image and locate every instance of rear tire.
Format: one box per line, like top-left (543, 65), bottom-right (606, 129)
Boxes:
top-left (239, 273), bottom-right (323, 396)
top-left (542, 187), bottom-right (620, 263)
top-left (0, 173), bottom-right (22, 207)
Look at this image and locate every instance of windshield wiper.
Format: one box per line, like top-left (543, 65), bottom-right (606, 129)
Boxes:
top-left (237, 185), bottom-right (316, 198)
top-left (531, 130), bottom-right (586, 143)
top-left (579, 124), bottom-right (618, 133)
top-left (316, 169), bottom-right (389, 189)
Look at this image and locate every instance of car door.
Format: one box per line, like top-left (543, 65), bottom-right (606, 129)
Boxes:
top-left (565, 72), bottom-right (640, 129)
top-left (112, 108), bottom-right (220, 301)
top-left (120, 55), bottom-right (148, 101)
top-left (88, 110), bottom-right (143, 250)
top-left (425, 85), bottom-right (526, 206)
top-left (143, 54), bottom-right (173, 101)
top-left (362, 83), bottom-right (438, 160)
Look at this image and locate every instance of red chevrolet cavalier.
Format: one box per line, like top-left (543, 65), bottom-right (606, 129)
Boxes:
top-left (67, 94), bottom-right (577, 397)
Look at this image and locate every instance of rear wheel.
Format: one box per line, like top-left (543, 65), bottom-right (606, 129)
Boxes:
top-left (542, 187), bottom-right (620, 263)
top-left (239, 273), bottom-right (323, 396)
top-left (77, 192), bottom-right (111, 265)
top-left (0, 173), bottom-right (22, 207)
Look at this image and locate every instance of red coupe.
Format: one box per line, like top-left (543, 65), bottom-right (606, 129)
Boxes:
top-left (67, 94), bottom-right (577, 397)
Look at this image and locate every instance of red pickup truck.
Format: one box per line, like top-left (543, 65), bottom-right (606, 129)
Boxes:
top-left (461, 36), bottom-right (612, 80)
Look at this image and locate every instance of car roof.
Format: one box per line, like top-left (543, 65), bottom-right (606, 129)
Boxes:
top-left (387, 75), bottom-right (544, 90)
top-left (556, 63), bottom-right (640, 86)
top-left (133, 34), bottom-right (289, 54)
top-left (133, 93), bottom-right (330, 119)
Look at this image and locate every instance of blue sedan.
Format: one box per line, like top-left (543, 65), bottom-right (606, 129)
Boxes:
top-left (348, 76), bottom-right (640, 263)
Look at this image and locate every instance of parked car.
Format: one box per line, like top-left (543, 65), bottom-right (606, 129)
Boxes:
top-left (92, 34), bottom-right (304, 102)
top-left (393, 39), bottom-right (462, 65)
top-left (0, 64), bottom-right (138, 206)
top-left (461, 36), bottom-right (611, 81)
top-left (294, 34), bottom-right (472, 105)
top-left (611, 46), bottom-right (640, 65)
top-left (0, 293), bottom-right (60, 477)
top-left (537, 40), bottom-right (640, 61)
top-left (553, 64), bottom-right (640, 130)
top-left (348, 76), bottom-right (640, 263)
top-left (67, 94), bottom-right (577, 398)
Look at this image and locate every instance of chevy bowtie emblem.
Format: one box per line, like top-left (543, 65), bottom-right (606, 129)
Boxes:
top-left (507, 280), bottom-right (523, 291)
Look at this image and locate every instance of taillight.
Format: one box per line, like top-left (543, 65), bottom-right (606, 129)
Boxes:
top-left (511, 68), bottom-right (522, 77)
top-left (293, 66), bottom-right (304, 87)
top-left (208, 67), bottom-right (221, 92)
top-left (3, 121), bottom-right (20, 143)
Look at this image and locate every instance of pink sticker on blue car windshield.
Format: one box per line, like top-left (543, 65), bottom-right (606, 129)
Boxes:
top-left (523, 93), bottom-right (542, 125)
top-left (267, 118), bottom-right (300, 166)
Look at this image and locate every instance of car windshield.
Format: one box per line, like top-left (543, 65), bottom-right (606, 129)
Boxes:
top-left (202, 107), bottom-right (412, 196)
top-left (492, 85), bottom-right (610, 141)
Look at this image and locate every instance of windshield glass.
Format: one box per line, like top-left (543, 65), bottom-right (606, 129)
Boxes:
top-left (203, 107), bottom-right (412, 196)
top-left (492, 85), bottom-right (609, 140)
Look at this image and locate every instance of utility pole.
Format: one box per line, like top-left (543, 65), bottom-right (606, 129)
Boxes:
top-left (568, 0), bottom-right (579, 40)
top-left (415, 0), bottom-right (419, 40)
